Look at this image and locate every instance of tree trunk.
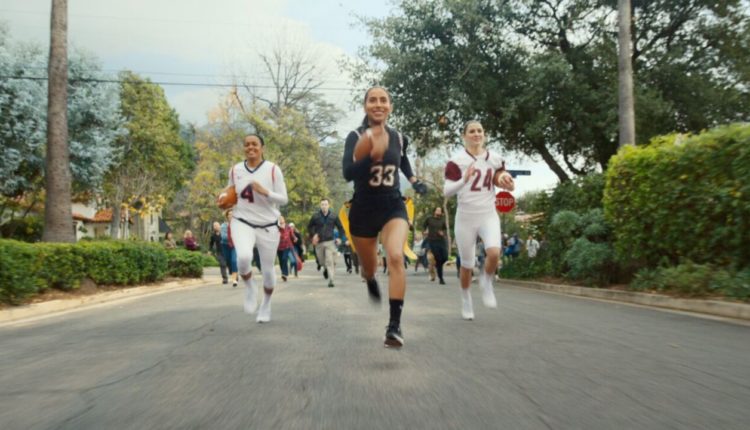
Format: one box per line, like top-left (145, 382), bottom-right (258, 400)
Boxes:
top-left (110, 204), bottom-right (121, 239)
top-left (618, 0), bottom-right (636, 147)
top-left (534, 141), bottom-right (571, 182)
top-left (42, 0), bottom-right (74, 243)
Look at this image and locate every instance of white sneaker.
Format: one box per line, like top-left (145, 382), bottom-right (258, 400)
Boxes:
top-left (461, 294), bottom-right (474, 320)
top-left (256, 297), bottom-right (271, 323)
top-left (480, 273), bottom-right (497, 308)
top-left (244, 282), bottom-right (258, 314)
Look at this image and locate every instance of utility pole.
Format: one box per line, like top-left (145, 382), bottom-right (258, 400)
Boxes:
top-left (617, 0), bottom-right (636, 147)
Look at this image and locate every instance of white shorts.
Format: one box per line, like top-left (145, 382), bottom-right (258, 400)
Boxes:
top-left (230, 218), bottom-right (280, 288)
top-left (454, 211), bottom-right (501, 269)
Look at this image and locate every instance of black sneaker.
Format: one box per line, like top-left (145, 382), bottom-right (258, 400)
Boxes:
top-left (323, 268), bottom-right (329, 279)
top-left (366, 278), bottom-right (381, 303)
top-left (384, 323), bottom-right (404, 348)
top-left (328, 280), bottom-right (334, 288)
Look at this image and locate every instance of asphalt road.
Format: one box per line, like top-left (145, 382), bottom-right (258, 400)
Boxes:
top-left (1, 263), bottom-right (749, 430)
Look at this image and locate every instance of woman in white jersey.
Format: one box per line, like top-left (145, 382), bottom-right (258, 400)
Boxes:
top-left (443, 121), bottom-right (514, 320)
top-left (228, 134), bottom-right (288, 323)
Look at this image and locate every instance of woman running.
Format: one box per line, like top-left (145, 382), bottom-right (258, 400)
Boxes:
top-left (443, 120), bottom-right (514, 320)
top-left (342, 86), bottom-right (427, 348)
top-left (227, 134), bottom-right (288, 323)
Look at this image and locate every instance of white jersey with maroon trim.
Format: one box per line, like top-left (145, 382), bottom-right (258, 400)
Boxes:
top-left (444, 149), bottom-right (505, 215)
top-left (228, 160), bottom-right (286, 225)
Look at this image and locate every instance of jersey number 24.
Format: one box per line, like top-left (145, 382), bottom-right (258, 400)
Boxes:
top-left (471, 168), bottom-right (493, 192)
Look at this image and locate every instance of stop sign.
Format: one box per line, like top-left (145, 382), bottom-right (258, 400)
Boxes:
top-left (495, 191), bottom-right (515, 213)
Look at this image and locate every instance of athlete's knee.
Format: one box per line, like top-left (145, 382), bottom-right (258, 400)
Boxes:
top-left (386, 253), bottom-right (404, 268)
top-left (485, 248), bottom-right (501, 260)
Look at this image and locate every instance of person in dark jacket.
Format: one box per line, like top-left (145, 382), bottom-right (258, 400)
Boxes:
top-left (209, 221), bottom-right (228, 284)
top-left (308, 198), bottom-right (345, 288)
top-left (423, 207), bottom-right (448, 284)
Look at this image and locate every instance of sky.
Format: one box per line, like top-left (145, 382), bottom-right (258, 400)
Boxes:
top-left (0, 0), bottom-right (560, 196)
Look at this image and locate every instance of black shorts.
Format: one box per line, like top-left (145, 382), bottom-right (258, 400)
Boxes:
top-left (349, 194), bottom-right (408, 238)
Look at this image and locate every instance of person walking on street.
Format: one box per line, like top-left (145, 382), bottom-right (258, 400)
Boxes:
top-left (227, 134), bottom-right (289, 323)
top-left (277, 216), bottom-right (296, 282)
top-left (423, 207), bottom-right (449, 284)
top-left (413, 232), bottom-right (428, 273)
top-left (209, 221), bottom-right (229, 284)
top-left (308, 198), bottom-right (345, 288)
top-left (342, 86), bottom-right (428, 348)
top-left (526, 234), bottom-right (540, 258)
top-left (221, 210), bottom-right (238, 287)
top-left (443, 120), bottom-right (514, 320)
top-left (288, 222), bottom-right (304, 277)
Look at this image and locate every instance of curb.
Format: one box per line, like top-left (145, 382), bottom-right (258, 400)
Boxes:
top-left (0, 277), bottom-right (214, 325)
top-left (503, 279), bottom-right (750, 321)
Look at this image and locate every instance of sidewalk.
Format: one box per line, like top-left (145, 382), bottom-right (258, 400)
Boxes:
top-left (0, 275), bottom-right (216, 325)
top-left (503, 278), bottom-right (750, 321)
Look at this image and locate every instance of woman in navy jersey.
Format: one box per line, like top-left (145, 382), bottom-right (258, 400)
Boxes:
top-left (342, 86), bottom-right (427, 348)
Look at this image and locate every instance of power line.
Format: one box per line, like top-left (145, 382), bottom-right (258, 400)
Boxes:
top-left (0, 75), bottom-right (355, 92)
top-left (18, 65), bottom-right (353, 84)
top-left (0, 8), bottom-right (281, 27)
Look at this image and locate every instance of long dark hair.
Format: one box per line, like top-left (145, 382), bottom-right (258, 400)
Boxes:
top-left (360, 86), bottom-right (392, 129)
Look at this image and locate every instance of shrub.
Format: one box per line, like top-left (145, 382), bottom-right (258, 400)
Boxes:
top-left (0, 240), bottom-right (44, 304)
top-left (499, 251), bottom-right (554, 279)
top-left (0, 216), bottom-right (44, 242)
top-left (605, 124), bottom-right (750, 271)
top-left (630, 262), bottom-right (750, 301)
top-left (200, 252), bottom-right (219, 267)
top-left (166, 250), bottom-right (204, 278)
top-left (564, 238), bottom-right (614, 286)
top-left (0, 239), bottom-right (201, 305)
top-left (34, 243), bottom-right (85, 290)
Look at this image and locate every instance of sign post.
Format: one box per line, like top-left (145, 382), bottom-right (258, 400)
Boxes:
top-left (495, 191), bottom-right (515, 213)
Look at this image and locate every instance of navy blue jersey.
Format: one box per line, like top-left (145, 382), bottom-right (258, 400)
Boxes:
top-left (342, 126), bottom-right (415, 199)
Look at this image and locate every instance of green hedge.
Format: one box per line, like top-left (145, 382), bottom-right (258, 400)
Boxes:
top-left (630, 262), bottom-right (750, 302)
top-left (604, 124), bottom-right (750, 271)
top-left (166, 250), bottom-right (205, 278)
top-left (0, 239), bottom-right (203, 305)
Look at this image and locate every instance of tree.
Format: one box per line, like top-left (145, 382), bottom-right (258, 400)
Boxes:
top-left (354, 0), bottom-right (750, 180)
top-left (0, 27), bottom-right (124, 235)
top-left (104, 71), bottom-right (193, 239)
top-left (318, 141), bottom-right (352, 211)
top-left (43, 0), bottom-right (74, 242)
top-left (181, 95), bottom-right (329, 242)
top-left (239, 43), bottom-right (343, 143)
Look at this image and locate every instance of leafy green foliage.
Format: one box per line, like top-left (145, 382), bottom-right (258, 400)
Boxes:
top-left (0, 215), bottom-right (43, 242)
top-left (354, 0), bottom-right (750, 180)
top-left (604, 124), bottom-right (750, 270)
top-left (631, 262), bottom-right (750, 302)
top-left (0, 239), bottom-right (202, 305)
top-left (0, 28), bottom-right (125, 199)
top-left (499, 251), bottom-right (554, 279)
top-left (564, 238), bottom-right (614, 286)
top-left (166, 249), bottom-right (204, 278)
top-left (0, 240), bottom-right (44, 304)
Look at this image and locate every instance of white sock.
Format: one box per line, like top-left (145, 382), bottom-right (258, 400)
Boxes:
top-left (461, 288), bottom-right (471, 301)
top-left (260, 291), bottom-right (272, 307)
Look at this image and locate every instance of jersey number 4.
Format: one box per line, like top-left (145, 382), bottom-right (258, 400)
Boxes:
top-left (240, 184), bottom-right (255, 203)
top-left (470, 168), bottom-right (493, 192)
top-left (369, 164), bottom-right (396, 187)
